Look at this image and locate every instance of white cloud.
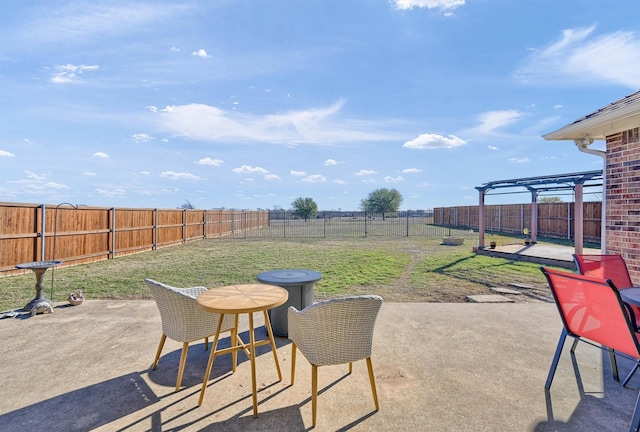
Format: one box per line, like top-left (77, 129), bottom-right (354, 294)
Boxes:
top-left (50, 64), bottom-right (99, 84)
top-left (324, 159), bottom-right (337, 165)
top-left (24, 170), bottom-right (46, 180)
top-left (509, 157), bottom-right (530, 164)
top-left (95, 188), bottom-right (125, 197)
top-left (403, 133), bottom-right (467, 149)
top-left (290, 170), bottom-right (306, 176)
top-left (384, 176), bottom-right (404, 183)
top-left (41, 181), bottom-right (69, 190)
top-left (264, 173), bottom-right (281, 180)
top-left (83, 171), bottom-right (96, 176)
top-left (160, 171), bottom-right (202, 180)
top-left (394, 0), bottom-right (464, 11)
top-left (233, 165), bottom-right (269, 174)
top-left (155, 101), bottom-right (406, 145)
top-left (140, 171), bottom-right (150, 175)
top-left (21, 3), bottom-right (191, 45)
top-left (192, 49), bottom-right (210, 58)
top-left (12, 180), bottom-right (68, 195)
top-left (0, 150), bottom-right (15, 157)
top-left (355, 169), bottom-right (377, 176)
top-left (402, 168), bottom-right (422, 173)
top-left (515, 25), bottom-right (640, 88)
top-left (195, 157), bottom-right (224, 166)
top-left (472, 111), bottom-right (523, 134)
top-left (334, 178), bottom-right (346, 184)
top-left (171, 46), bottom-right (181, 52)
top-left (488, 145), bottom-right (499, 150)
top-left (131, 133), bottom-right (153, 143)
top-left (93, 152), bottom-right (109, 158)
top-left (301, 174), bottom-right (326, 183)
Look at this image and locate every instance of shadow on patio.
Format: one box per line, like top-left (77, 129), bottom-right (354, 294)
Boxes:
top-left (0, 300), bottom-right (638, 431)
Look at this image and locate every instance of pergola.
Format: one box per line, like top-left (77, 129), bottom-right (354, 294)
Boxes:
top-left (476, 170), bottom-right (603, 254)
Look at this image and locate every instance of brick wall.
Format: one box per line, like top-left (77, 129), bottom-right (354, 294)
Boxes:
top-left (606, 127), bottom-right (640, 282)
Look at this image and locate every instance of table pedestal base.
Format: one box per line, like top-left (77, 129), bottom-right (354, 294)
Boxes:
top-left (26, 299), bottom-right (54, 316)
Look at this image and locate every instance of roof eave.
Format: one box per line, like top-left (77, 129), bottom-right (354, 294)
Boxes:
top-left (543, 100), bottom-right (640, 141)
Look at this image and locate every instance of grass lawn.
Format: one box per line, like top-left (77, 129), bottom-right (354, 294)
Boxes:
top-left (0, 236), bottom-right (560, 312)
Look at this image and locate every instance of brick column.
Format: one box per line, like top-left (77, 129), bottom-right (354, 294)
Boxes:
top-left (606, 127), bottom-right (640, 282)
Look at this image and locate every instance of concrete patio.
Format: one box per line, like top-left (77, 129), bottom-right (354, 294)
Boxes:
top-left (1, 299), bottom-right (638, 431)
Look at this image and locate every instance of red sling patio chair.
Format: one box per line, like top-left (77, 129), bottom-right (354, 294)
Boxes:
top-left (541, 267), bottom-right (640, 432)
top-left (573, 254), bottom-right (637, 322)
top-left (573, 254), bottom-right (640, 382)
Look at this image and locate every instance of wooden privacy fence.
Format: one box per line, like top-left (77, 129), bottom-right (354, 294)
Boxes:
top-left (0, 203), bottom-right (268, 276)
top-left (433, 202), bottom-right (602, 243)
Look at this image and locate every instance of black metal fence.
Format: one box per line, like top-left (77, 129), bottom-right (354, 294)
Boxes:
top-left (224, 210), bottom-right (465, 238)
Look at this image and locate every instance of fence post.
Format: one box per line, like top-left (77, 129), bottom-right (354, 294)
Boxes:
top-left (183, 209), bottom-right (187, 243)
top-left (110, 208), bottom-right (116, 259)
top-left (204, 210), bottom-right (208, 239)
top-left (364, 211), bottom-right (367, 237)
top-left (153, 209), bottom-right (158, 250)
top-left (406, 212), bottom-right (409, 237)
top-left (40, 204), bottom-right (46, 261)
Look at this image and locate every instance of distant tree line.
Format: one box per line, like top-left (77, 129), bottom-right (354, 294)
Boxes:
top-left (289, 188), bottom-right (404, 220)
top-left (179, 188), bottom-right (406, 216)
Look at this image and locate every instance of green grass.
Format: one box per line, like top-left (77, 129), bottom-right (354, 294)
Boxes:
top-left (0, 236), bottom-right (560, 312)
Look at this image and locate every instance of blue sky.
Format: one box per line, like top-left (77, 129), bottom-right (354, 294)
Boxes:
top-left (1, 0), bottom-right (639, 211)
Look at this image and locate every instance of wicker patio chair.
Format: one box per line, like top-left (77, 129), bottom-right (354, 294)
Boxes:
top-left (541, 267), bottom-right (640, 432)
top-left (145, 278), bottom-right (236, 392)
top-left (288, 295), bottom-right (383, 426)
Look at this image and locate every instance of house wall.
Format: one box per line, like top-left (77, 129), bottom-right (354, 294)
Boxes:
top-left (606, 127), bottom-right (640, 282)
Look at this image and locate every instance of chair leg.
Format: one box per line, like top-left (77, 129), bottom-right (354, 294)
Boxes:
top-left (630, 388), bottom-right (640, 432)
top-left (366, 357), bottom-right (379, 411)
top-left (312, 364), bottom-right (318, 427)
top-left (153, 334), bottom-right (167, 369)
top-left (609, 348), bottom-right (620, 382)
top-left (349, 362), bottom-right (353, 374)
top-left (175, 342), bottom-right (189, 392)
top-left (205, 336), bottom-right (209, 351)
top-left (623, 361), bottom-right (640, 388)
top-left (546, 328), bottom-right (568, 390)
top-left (291, 342), bottom-right (297, 384)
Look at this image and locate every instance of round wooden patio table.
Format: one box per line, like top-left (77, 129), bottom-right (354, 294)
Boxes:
top-left (196, 283), bottom-right (288, 417)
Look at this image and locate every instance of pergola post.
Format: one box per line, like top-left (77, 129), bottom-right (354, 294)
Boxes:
top-left (574, 182), bottom-right (584, 255)
top-left (478, 190), bottom-right (485, 248)
top-left (529, 188), bottom-right (538, 244)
